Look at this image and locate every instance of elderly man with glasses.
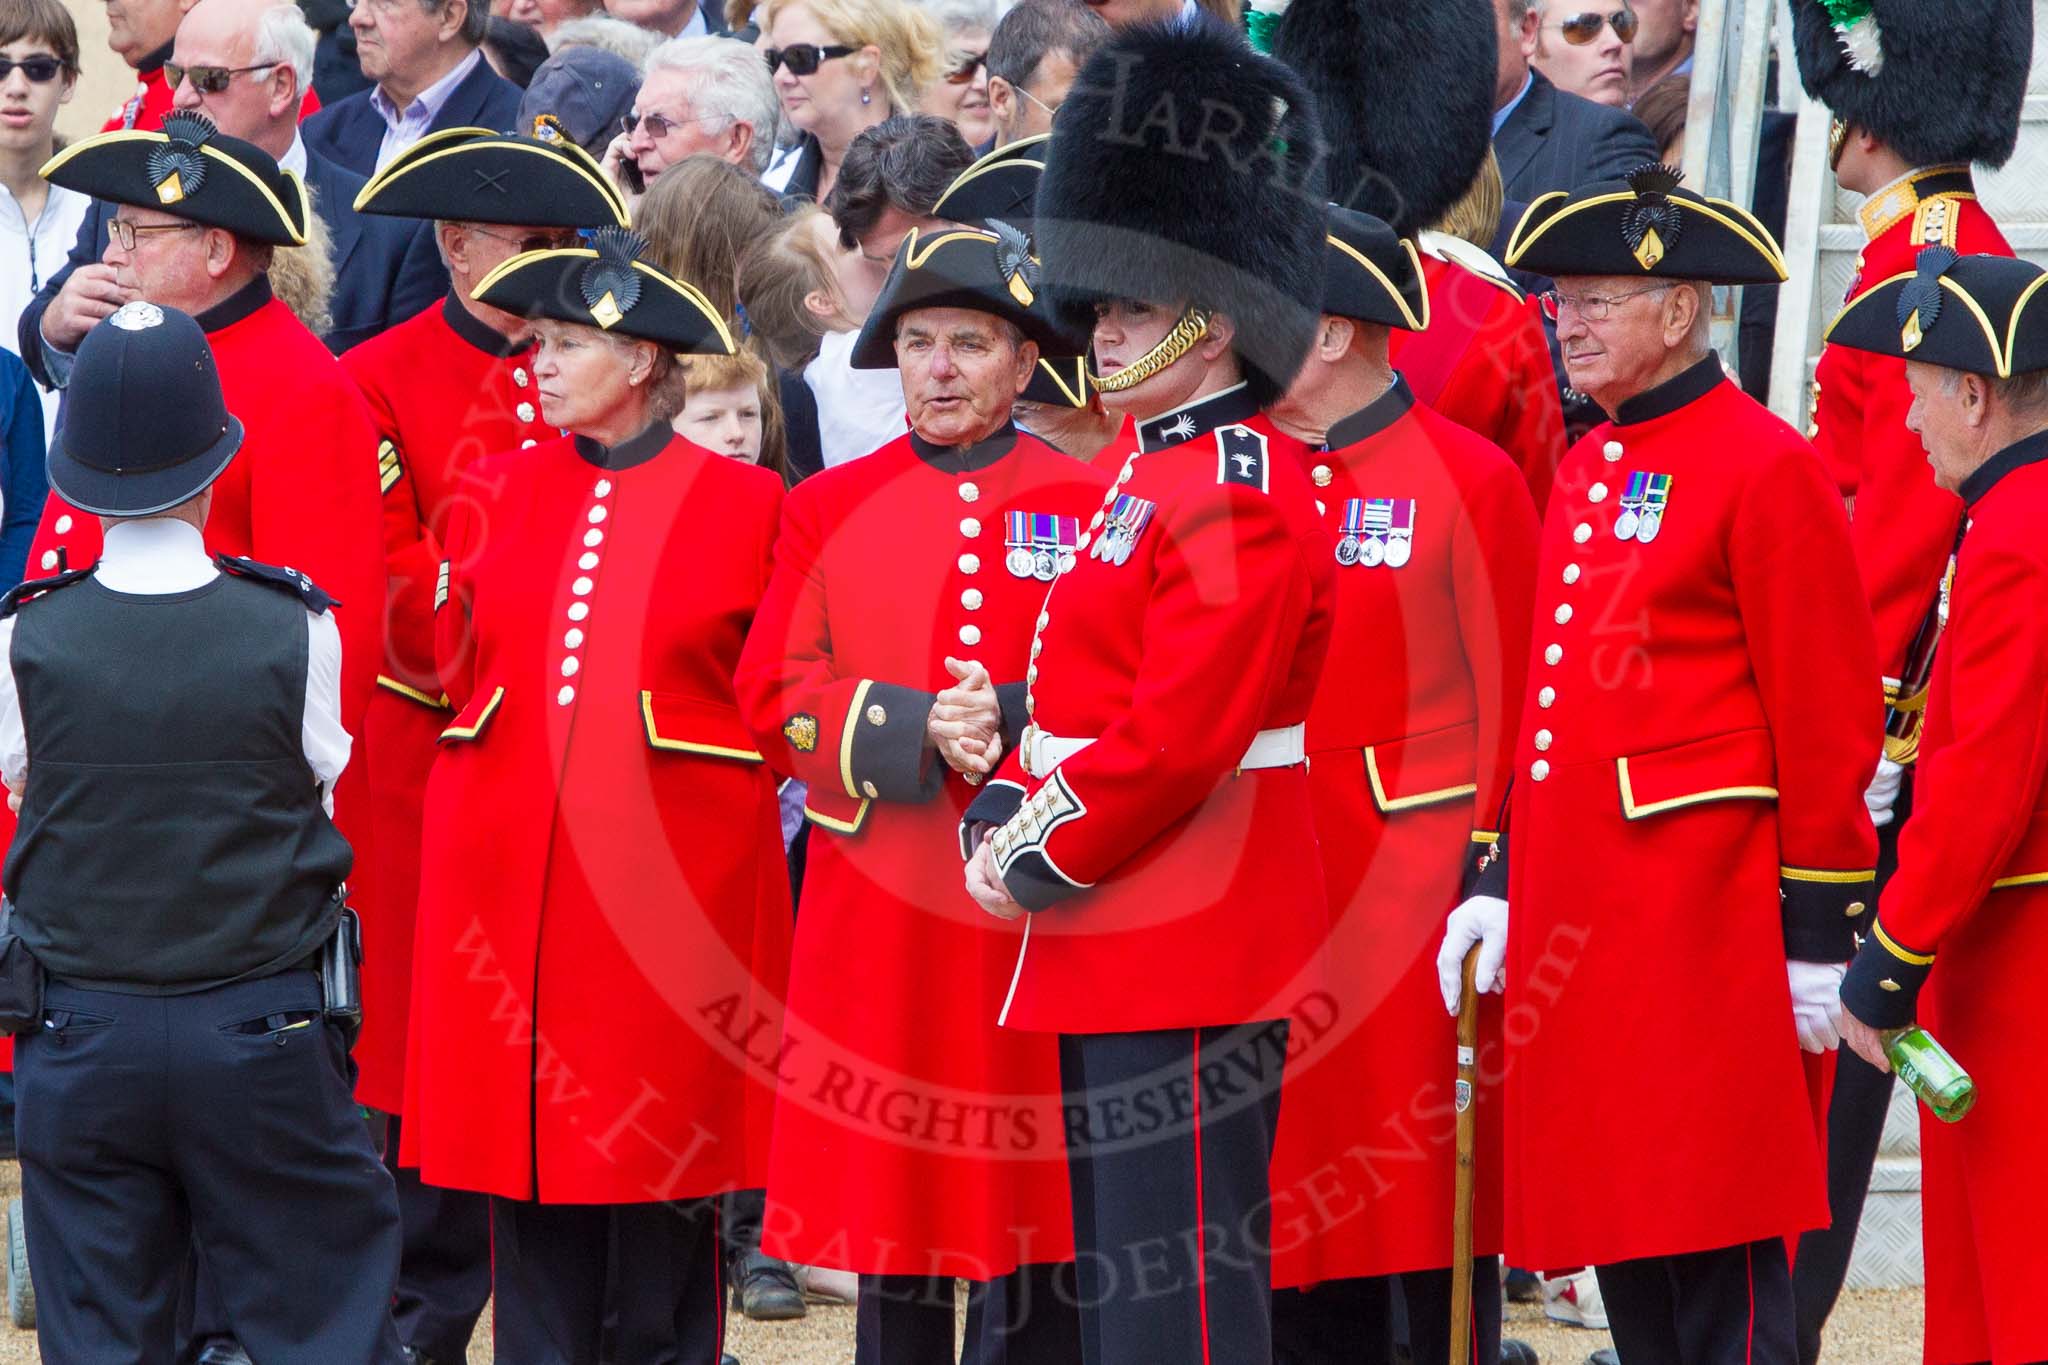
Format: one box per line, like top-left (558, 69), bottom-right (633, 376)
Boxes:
top-left (1435, 165), bottom-right (1882, 1364)
top-left (601, 35), bottom-right (777, 205)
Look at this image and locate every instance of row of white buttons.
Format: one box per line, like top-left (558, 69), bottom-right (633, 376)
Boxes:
top-left (959, 499), bottom-right (985, 647)
top-left (1533, 441), bottom-right (1626, 780)
top-left (35, 515), bottom-right (77, 571)
top-left (558, 477), bottom-right (613, 706)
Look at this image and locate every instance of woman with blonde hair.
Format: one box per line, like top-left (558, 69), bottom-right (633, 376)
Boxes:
top-left (759, 0), bottom-right (943, 201)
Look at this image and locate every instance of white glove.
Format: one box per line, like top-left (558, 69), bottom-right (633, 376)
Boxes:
top-left (1864, 756), bottom-right (1904, 829)
top-left (1436, 895), bottom-right (1509, 1015)
top-left (1788, 960), bottom-right (1846, 1054)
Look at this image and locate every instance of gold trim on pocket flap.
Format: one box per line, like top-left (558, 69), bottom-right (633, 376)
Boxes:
top-left (378, 674), bottom-right (452, 711)
top-left (640, 691), bottom-right (764, 762)
top-left (439, 686), bottom-right (505, 742)
top-left (1361, 721), bottom-right (1481, 814)
top-left (1615, 730), bottom-right (1779, 820)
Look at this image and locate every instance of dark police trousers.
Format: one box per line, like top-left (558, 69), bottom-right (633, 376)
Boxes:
top-left (14, 970), bottom-right (406, 1364)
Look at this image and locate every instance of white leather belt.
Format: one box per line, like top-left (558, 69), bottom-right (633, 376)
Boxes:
top-left (1020, 722), bottom-right (1305, 779)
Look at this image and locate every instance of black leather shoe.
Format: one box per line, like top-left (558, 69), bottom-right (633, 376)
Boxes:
top-left (1505, 1267), bottom-right (1543, 1303)
top-left (1586, 1352), bottom-right (1618, 1365)
top-left (1500, 1340), bottom-right (1541, 1365)
top-left (734, 1250), bottom-right (807, 1321)
top-left (194, 1343), bottom-right (253, 1365)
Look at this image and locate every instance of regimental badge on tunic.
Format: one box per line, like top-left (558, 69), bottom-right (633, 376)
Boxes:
top-left (1089, 494), bottom-right (1157, 566)
top-left (1614, 471), bottom-right (1673, 543)
top-left (1335, 497), bottom-right (1416, 568)
top-left (783, 713), bottom-right (819, 752)
top-left (1006, 511), bottom-right (1080, 581)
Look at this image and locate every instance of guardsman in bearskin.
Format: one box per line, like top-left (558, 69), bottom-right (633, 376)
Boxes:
top-left (1784, 3), bottom-right (2031, 1351)
top-left (1825, 251), bottom-right (2048, 1365)
top-left (1442, 170), bottom-right (1880, 1363)
top-left (1262, 207), bottom-right (1540, 1365)
top-left (339, 130), bottom-right (627, 1365)
top-left (1273, 0), bottom-right (1568, 511)
top-left (736, 225), bottom-right (1105, 1365)
top-left (957, 22), bottom-right (1334, 1364)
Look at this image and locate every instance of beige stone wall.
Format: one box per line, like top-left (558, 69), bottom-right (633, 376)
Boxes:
top-left (57, 1), bottom-right (137, 143)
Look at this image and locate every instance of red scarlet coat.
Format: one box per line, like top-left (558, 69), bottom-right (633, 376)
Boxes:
top-left (1808, 169), bottom-right (2011, 676)
top-left (736, 427), bottom-right (1106, 1277)
top-left (1840, 439), bottom-right (2048, 1365)
top-left (1267, 382), bottom-right (1538, 1285)
top-left (979, 389), bottom-right (1336, 1034)
top-left (1497, 357), bottom-right (1879, 1269)
top-left (404, 429), bottom-right (792, 1203)
top-left (1392, 247), bottom-right (1567, 512)
top-left (339, 292), bottom-right (554, 1112)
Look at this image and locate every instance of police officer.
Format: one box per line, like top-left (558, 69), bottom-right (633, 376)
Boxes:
top-left (0, 302), bottom-right (405, 1363)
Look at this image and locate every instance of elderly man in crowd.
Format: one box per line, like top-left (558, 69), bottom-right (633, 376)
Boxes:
top-left (602, 35), bottom-right (777, 203)
top-left (98, 0), bottom-right (191, 132)
top-left (301, 0), bottom-right (520, 174)
top-left (984, 0), bottom-right (1105, 148)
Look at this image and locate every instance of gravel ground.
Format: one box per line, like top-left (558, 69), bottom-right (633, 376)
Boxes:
top-left (0, 1158), bottom-right (1923, 1363)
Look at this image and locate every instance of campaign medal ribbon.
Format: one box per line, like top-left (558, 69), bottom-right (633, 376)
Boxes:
top-left (1635, 473), bottom-right (1672, 543)
top-left (1614, 470), bottom-right (1647, 541)
top-left (1091, 495), bottom-right (1157, 566)
top-left (1359, 498), bottom-right (1394, 567)
top-left (1383, 499), bottom-right (1415, 568)
top-left (1008, 512), bottom-right (1082, 580)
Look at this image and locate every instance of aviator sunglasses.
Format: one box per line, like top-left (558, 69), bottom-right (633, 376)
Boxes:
top-left (1547, 8), bottom-right (1640, 43)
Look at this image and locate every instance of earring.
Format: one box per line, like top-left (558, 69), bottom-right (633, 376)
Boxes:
top-left (861, 87), bottom-right (872, 105)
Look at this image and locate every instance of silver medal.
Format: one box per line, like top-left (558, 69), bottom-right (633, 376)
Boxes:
top-left (1614, 510), bottom-right (1640, 541)
top-left (1335, 536), bottom-right (1361, 567)
top-left (1636, 510), bottom-right (1661, 544)
top-left (1007, 547), bottom-right (1036, 578)
top-left (1033, 549), bottom-right (1057, 581)
top-left (1361, 537), bottom-right (1386, 568)
top-left (1384, 536), bottom-right (1411, 569)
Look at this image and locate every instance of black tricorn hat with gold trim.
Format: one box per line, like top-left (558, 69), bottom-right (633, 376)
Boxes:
top-left (472, 228), bottom-right (735, 354)
top-left (1504, 164), bottom-right (1786, 287)
top-left (1322, 207), bottom-right (1428, 332)
top-left (1021, 355), bottom-right (1091, 409)
top-left (1824, 250), bottom-right (2048, 378)
top-left (40, 111), bottom-right (308, 246)
top-left (849, 223), bottom-right (1087, 370)
top-left (932, 135), bottom-right (1048, 228)
top-left (354, 127), bottom-right (629, 228)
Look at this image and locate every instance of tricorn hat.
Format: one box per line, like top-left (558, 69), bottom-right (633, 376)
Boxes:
top-left (850, 223), bottom-right (1088, 369)
top-left (48, 302), bottom-right (244, 517)
top-left (1271, 0), bottom-right (1495, 236)
top-left (1504, 164), bottom-right (1787, 286)
top-left (1034, 21), bottom-right (1327, 406)
top-left (1790, 0), bottom-right (2031, 169)
top-left (472, 227), bottom-right (735, 354)
top-left (1322, 207), bottom-right (1428, 331)
top-left (355, 127), bottom-right (629, 228)
top-left (40, 111), bottom-right (308, 246)
top-left (932, 135), bottom-right (1048, 227)
top-left (1824, 249), bottom-right (2048, 377)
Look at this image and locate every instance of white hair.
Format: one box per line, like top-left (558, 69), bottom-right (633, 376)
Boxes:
top-left (250, 2), bottom-right (316, 92)
top-left (643, 36), bottom-right (781, 173)
top-left (911, 0), bottom-right (998, 38)
top-left (550, 14), bottom-right (664, 66)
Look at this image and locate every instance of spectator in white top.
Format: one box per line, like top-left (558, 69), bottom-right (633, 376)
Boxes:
top-left (601, 36), bottom-right (777, 204)
top-left (0, 0), bottom-right (89, 446)
top-left (912, 0), bottom-right (996, 148)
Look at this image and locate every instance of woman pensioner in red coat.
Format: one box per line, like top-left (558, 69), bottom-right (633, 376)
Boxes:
top-left (404, 230), bottom-right (793, 1365)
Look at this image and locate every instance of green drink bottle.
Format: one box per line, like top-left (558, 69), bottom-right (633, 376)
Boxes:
top-left (1882, 1026), bottom-right (1976, 1123)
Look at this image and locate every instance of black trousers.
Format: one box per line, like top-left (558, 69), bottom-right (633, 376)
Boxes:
top-left (1060, 1020), bottom-right (1290, 1365)
top-left (1273, 1258), bottom-right (1505, 1365)
top-left (1596, 1238), bottom-right (1795, 1365)
top-left (854, 1263), bottom-right (1082, 1365)
top-left (374, 1112), bottom-right (492, 1362)
top-left (1792, 775), bottom-right (1909, 1365)
top-left (489, 1194), bottom-right (723, 1365)
top-left (14, 971), bottom-right (405, 1364)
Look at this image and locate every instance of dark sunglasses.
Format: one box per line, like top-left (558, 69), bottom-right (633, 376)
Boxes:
top-left (0, 55), bottom-right (67, 83)
top-left (764, 43), bottom-right (856, 76)
top-left (944, 50), bottom-right (986, 85)
top-left (164, 62), bottom-right (273, 94)
top-left (1550, 8), bottom-right (1640, 44)
top-left (620, 109), bottom-right (725, 139)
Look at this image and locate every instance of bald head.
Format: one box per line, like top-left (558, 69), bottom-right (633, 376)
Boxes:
top-left (169, 0), bottom-right (313, 156)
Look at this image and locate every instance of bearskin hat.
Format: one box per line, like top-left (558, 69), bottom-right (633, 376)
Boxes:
top-left (1271, 0), bottom-right (1495, 236)
top-left (1035, 22), bottom-right (1327, 405)
top-left (1790, 0), bottom-right (2031, 169)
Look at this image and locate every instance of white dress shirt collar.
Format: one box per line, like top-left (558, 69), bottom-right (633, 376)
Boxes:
top-left (278, 130), bottom-right (309, 179)
top-left (96, 518), bottom-right (218, 595)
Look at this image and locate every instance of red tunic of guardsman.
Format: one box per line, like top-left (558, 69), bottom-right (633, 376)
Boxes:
top-left (1473, 170), bottom-right (1878, 1354)
top-left (341, 129), bottom-right (627, 1113)
top-left (1261, 211), bottom-right (1540, 1314)
top-left (1828, 251), bottom-right (2048, 1365)
top-left (735, 227), bottom-right (1106, 1291)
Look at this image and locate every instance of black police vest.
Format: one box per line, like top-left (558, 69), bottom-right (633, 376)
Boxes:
top-left (3, 573), bottom-right (353, 992)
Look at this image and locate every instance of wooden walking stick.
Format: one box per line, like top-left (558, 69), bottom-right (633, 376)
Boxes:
top-left (1448, 944), bottom-right (1481, 1365)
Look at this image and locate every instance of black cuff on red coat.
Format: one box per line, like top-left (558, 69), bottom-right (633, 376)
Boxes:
top-left (995, 682), bottom-right (1030, 756)
top-left (959, 777), bottom-right (1026, 860)
top-left (1779, 869), bottom-right (1875, 963)
top-left (1000, 849), bottom-right (1084, 912)
top-left (1839, 922), bottom-right (1933, 1030)
top-left (848, 682), bottom-right (943, 804)
top-left (1465, 831), bottom-right (1507, 900)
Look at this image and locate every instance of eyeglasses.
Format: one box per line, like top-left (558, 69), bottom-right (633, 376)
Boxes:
top-left (164, 62), bottom-right (274, 94)
top-left (0, 55), bottom-right (67, 83)
top-left (1013, 83), bottom-right (1061, 117)
top-left (1546, 8), bottom-right (1640, 44)
top-left (944, 50), bottom-right (987, 85)
top-left (1539, 283), bottom-right (1672, 322)
top-left (109, 219), bottom-right (201, 251)
top-left (468, 225), bottom-right (580, 255)
top-left (620, 109), bottom-right (728, 139)
top-left (764, 43), bottom-right (856, 76)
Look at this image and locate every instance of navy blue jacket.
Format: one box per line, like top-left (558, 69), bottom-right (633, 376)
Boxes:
top-left (14, 149), bottom-right (444, 391)
top-left (300, 55), bottom-right (523, 177)
top-left (1492, 70), bottom-right (1658, 205)
top-left (0, 348), bottom-right (48, 587)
